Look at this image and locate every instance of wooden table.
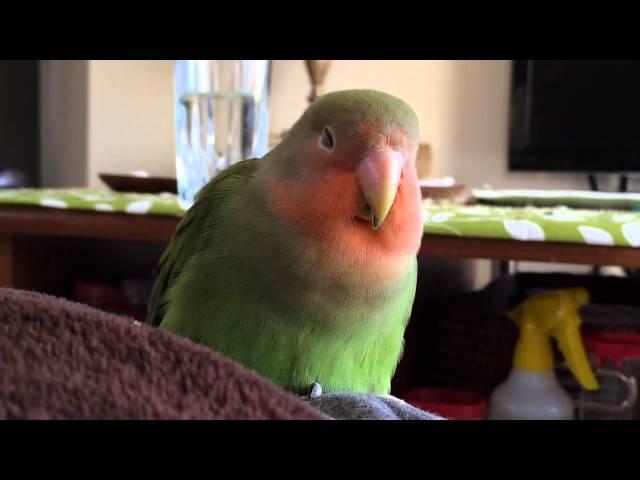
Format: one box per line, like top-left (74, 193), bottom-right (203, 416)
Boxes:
top-left (0, 206), bottom-right (178, 291)
top-left (3, 205), bottom-right (640, 291)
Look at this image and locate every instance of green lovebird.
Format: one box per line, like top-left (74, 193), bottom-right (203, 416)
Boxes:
top-left (147, 89), bottom-right (424, 395)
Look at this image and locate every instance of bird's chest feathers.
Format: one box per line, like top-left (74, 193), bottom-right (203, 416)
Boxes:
top-left (291, 237), bottom-right (414, 305)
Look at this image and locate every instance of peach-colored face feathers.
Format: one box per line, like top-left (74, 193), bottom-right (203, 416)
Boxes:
top-left (266, 122), bottom-right (422, 283)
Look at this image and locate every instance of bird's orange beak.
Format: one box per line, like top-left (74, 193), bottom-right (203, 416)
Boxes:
top-left (356, 149), bottom-right (404, 230)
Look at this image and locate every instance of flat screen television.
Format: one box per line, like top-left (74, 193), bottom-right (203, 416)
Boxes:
top-left (509, 60), bottom-right (640, 173)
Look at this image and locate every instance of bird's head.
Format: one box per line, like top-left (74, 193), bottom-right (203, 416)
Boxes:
top-left (262, 89), bottom-right (423, 265)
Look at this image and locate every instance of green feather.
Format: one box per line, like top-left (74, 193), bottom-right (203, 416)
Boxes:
top-left (147, 159), bottom-right (259, 328)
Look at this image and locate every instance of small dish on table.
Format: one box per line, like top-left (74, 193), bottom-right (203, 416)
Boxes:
top-left (419, 177), bottom-right (468, 203)
top-left (99, 171), bottom-right (178, 194)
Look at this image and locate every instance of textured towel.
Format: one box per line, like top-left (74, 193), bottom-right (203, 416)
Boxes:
top-left (307, 393), bottom-right (444, 420)
top-left (0, 288), bottom-right (327, 420)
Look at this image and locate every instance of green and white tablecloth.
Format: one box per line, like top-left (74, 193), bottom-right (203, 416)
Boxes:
top-left (421, 204), bottom-right (640, 248)
top-left (0, 188), bottom-right (186, 217)
top-left (2, 188), bottom-right (640, 248)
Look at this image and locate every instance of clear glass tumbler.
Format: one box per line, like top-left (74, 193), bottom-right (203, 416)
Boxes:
top-left (174, 60), bottom-right (271, 209)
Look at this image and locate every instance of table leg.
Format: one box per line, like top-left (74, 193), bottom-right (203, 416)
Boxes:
top-left (491, 260), bottom-right (511, 280)
top-left (0, 235), bottom-right (16, 288)
top-left (0, 235), bottom-right (40, 290)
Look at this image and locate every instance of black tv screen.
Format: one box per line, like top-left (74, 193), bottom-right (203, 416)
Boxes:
top-left (509, 60), bottom-right (640, 173)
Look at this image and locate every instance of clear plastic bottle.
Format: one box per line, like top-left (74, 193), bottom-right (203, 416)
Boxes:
top-left (488, 288), bottom-right (599, 420)
top-left (174, 60), bottom-right (271, 209)
top-left (489, 370), bottom-right (575, 420)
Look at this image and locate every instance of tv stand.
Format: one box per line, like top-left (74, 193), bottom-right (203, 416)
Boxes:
top-left (586, 173), bottom-right (630, 193)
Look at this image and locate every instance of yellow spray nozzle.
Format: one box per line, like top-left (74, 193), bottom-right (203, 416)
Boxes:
top-left (508, 288), bottom-right (599, 391)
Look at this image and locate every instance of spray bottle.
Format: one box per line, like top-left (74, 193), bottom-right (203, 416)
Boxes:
top-left (488, 288), bottom-right (599, 420)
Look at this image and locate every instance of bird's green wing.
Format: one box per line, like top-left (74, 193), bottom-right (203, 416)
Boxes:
top-left (146, 159), bottom-right (260, 327)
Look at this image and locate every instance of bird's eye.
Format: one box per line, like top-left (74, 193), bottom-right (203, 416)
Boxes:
top-left (319, 127), bottom-right (335, 151)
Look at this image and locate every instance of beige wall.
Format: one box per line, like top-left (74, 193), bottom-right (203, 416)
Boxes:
top-left (42, 59), bottom-right (610, 191)
top-left (270, 60), bottom-right (457, 178)
top-left (40, 60), bottom-right (175, 187)
top-left (40, 60), bottom-right (89, 187)
top-left (86, 60), bottom-right (175, 187)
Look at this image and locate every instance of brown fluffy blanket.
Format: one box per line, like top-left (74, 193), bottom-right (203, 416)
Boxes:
top-left (0, 288), bottom-right (327, 420)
